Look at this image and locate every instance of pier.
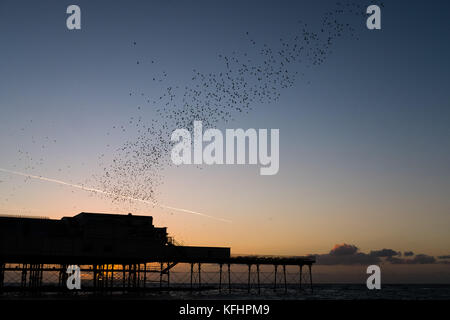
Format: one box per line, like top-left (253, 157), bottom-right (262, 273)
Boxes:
top-left (0, 212), bottom-right (315, 295)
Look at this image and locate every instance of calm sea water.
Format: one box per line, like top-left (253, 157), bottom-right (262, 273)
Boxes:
top-left (2, 284), bottom-right (449, 300)
top-left (164, 284), bottom-right (450, 300)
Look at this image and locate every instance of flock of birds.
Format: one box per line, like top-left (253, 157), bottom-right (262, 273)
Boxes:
top-left (2, 1), bottom-right (383, 212)
top-left (94, 1), bottom-right (379, 206)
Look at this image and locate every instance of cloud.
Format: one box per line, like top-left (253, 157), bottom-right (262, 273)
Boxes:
top-left (387, 254), bottom-right (436, 264)
top-left (409, 254), bottom-right (436, 264)
top-left (315, 243), bottom-right (380, 265)
top-left (369, 248), bottom-right (400, 257)
top-left (317, 253), bottom-right (380, 265)
top-left (330, 243), bottom-right (359, 256)
top-left (314, 244), bottom-right (440, 266)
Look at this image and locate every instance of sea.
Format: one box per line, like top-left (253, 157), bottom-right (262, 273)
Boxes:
top-left (2, 284), bottom-right (449, 300)
top-left (162, 284), bottom-right (450, 300)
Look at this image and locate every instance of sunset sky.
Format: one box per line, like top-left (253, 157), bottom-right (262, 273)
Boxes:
top-left (0, 0), bottom-right (449, 282)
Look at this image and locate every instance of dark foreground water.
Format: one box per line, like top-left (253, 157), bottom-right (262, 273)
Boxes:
top-left (295, 284), bottom-right (450, 300)
top-left (166, 284), bottom-right (450, 300)
top-left (2, 284), bottom-right (449, 300)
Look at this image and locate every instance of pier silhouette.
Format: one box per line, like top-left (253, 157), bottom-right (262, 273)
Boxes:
top-left (0, 212), bottom-right (314, 295)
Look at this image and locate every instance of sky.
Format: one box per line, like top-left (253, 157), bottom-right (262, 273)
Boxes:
top-left (0, 0), bottom-right (450, 282)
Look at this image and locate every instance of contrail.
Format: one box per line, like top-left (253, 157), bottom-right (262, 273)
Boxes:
top-left (0, 167), bottom-right (231, 223)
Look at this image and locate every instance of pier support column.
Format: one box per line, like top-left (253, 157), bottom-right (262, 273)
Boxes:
top-left (190, 263), bottom-right (194, 290)
top-left (27, 264), bottom-right (33, 288)
top-left (247, 264), bottom-right (251, 293)
top-left (40, 264), bottom-right (43, 288)
top-left (30, 264), bottom-right (34, 289)
top-left (128, 264), bottom-right (132, 288)
top-left (33, 264), bottom-right (43, 290)
top-left (309, 264), bottom-right (313, 293)
top-left (133, 264), bottom-right (137, 288)
top-left (107, 265), bottom-right (110, 290)
top-left (198, 263), bottom-right (201, 288)
top-left (36, 264), bottom-right (42, 289)
top-left (273, 265), bottom-right (277, 291)
top-left (37, 264), bottom-right (42, 289)
top-left (0, 262), bottom-right (4, 292)
top-left (160, 263), bottom-right (163, 288)
top-left (137, 264), bottom-right (140, 288)
top-left (299, 265), bottom-right (303, 290)
top-left (257, 264), bottom-right (260, 295)
top-left (122, 264), bottom-right (126, 291)
top-left (167, 263), bottom-right (170, 288)
top-left (227, 264), bottom-right (231, 293)
top-left (95, 265), bottom-right (100, 291)
top-left (111, 264), bottom-right (114, 289)
top-left (101, 265), bottom-right (105, 290)
top-left (103, 265), bottom-right (108, 290)
top-left (111, 264), bottom-right (115, 290)
top-left (58, 264), bottom-right (67, 290)
top-left (93, 265), bottom-right (97, 290)
top-left (219, 264), bottom-right (222, 292)
top-left (143, 263), bottom-right (147, 289)
top-left (21, 264), bottom-right (27, 288)
top-left (283, 265), bottom-right (287, 294)
top-left (101, 264), bottom-right (105, 291)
